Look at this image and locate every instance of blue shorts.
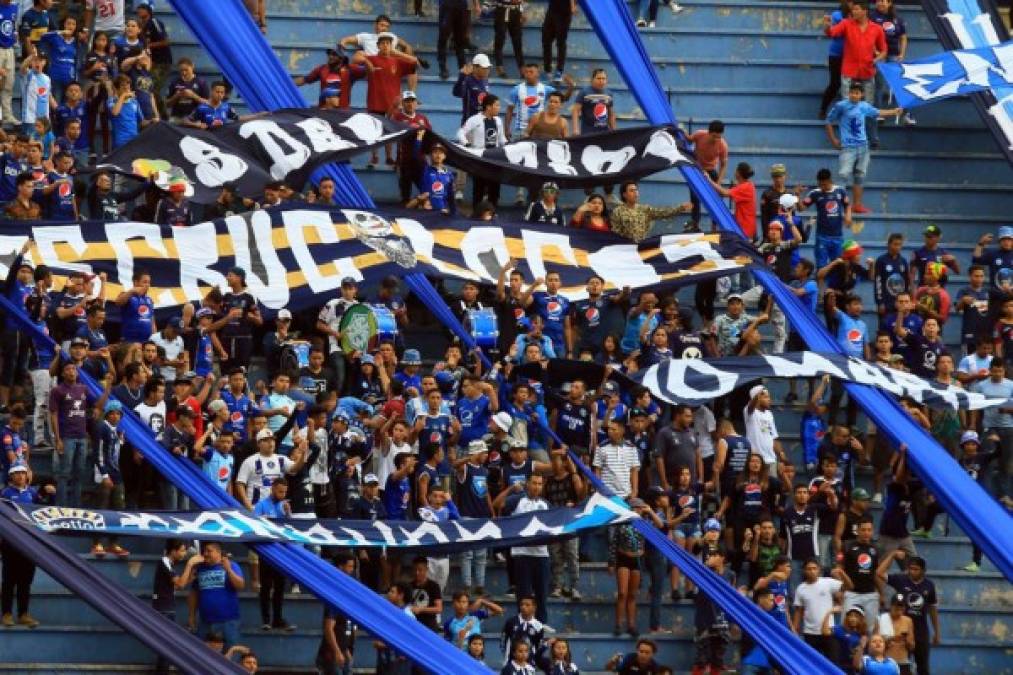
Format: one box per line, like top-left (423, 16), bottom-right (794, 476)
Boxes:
top-left (674, 523), bottom-right (703, 540)
top-left (815, 235), bottom-right (843, 270)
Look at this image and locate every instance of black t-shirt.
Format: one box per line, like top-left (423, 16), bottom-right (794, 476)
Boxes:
top-left (410, 579), bottom-right (443, 631)
top-left (555, 399), bottom-right (592, 448)
top-left (221, 291), bottom-right (257, 337)
top-left (670, 330), bottom-right (706, 359)
top-left (152, 557), bottom-right (177, 612)
top-left (880, 479), bottom-right (920, 538)
top-left (694, 568), bottom-right (735, 631)
top-left (843, 541), bottom-right (879, 593)
top-left (780, 504), bottom-right (823, 561)
top-left (886, 573), bottom-right (937, 633)
top-left (496, 293), bottom-right (526, 353)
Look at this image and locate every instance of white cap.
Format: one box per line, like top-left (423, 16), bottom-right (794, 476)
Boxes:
top-left (467, 439), bottom-right (488, 455)
top-left (256, 429), bottom-right (274, 441)
top-left (492, 411), bottom-right (512, 432)
top-left (8, 464), bottom-right (27, 475)
top-left (363, 473), bottom-right (380, 485)
top-left (207, 399), bottom-right (228, 414)
top-left (749, 384), bottom-right (766, 400)
top-left (377, 31), bottom-right (396, 42)
top-left (472, 53), bottom-right (491, 68)
top-left (778, 193), bottom-right (799, 210)
top-left (277, 309), bottom-right (293, 320)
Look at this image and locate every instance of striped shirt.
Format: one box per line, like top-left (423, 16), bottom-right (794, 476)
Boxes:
top-left (593, 442), bottom-right (640, 497)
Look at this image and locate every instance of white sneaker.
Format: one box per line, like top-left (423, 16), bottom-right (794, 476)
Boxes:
top-left (648, 20), bottom-right (656, 27)
top-left (636, 18), bottom-right (647, 27)
top-left (902, 113), bottom-right (917, 126)
top-left (872, 492), bottom-right (883, 504)
top-left (670, 2), bottom-right (685, 13)
top-left (454, 190), bottom-right (464, 201)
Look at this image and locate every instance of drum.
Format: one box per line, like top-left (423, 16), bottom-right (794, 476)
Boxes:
top-left (468, 309), bottom-right (499, 350)
top-left (339, 304), bottom-right (377, 354)
top-left (371, 305), bottom-right (398, 343)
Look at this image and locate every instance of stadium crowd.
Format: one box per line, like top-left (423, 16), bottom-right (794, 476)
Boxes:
top-left (0, 2), bottom-right (1008, 675)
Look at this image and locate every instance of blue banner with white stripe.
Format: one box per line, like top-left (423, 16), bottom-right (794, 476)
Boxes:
top-left (878, 40), bottom-right (1013, 109)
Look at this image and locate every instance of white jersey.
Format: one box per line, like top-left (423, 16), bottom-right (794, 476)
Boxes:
top-left (237, 452), bottom-right (293, 504)
top-left (507, 81), bottom-right (556, 135)
top-left (150, 333), bottom-right (184, 382)
top-left (86, 0), bottom-right (126, 34)
top-left (354, 31), bottom-right (399, 56)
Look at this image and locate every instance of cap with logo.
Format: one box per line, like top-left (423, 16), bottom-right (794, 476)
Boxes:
top-left (891, 593), bottom-right (906, 605)
top-left (208, 399), bottom-right (228, 414)
top-left (360, 353), bottom-right (375, 366)
top-left (602, 381), bottom-right (619, 395)
top-left (542, 181), bottom-right (559, 192)
top-left (256, 429), bottom-right (275, 441)
top-left (70, 337), bottom-right (89, 347)
top-left (960, 430), bottom-right (980, 446)
top-left (363, 473), bottom-right (380, 485)
top-left (704, 517), bottom-right (722, 532)
top-left (277, 309), bottom-right (292, 320)
top-left (851, 487), bottom-right (871, 501)
top-left (402, 90), bottom-right (417, 100)
top-left (8, 464), bottom-right (27, 475)
top-left (376, 32), bottom-right (396, 42)
top-left (999, 226), bottom-right (1013, 240)
top-left (923, 224), bottom-right (941, 236)
top-left (341, 276), bottom-right (358, 287)
top-left (196, 307), bottom-right (214, 319)
top-left (467, 439), bottom-right (488, 455)
top-left (726, 293), bottom-right (743, 302)
top-left (778, 193), bottom-right (798, 210)
top-left (402, 349), bottom-right (422, 365)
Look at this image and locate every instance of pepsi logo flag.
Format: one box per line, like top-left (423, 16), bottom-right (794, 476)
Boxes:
top-left (636, 351), bottom-right (1013, 410)
top-left (0, 205), bottom-right (754, 318)
top-left (432, 123), bottom-right (695, 188)
top-left (877, 40), bottom-right (1013, 110)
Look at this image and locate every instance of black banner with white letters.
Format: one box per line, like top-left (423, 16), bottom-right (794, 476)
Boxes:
top-left (99, 109), bottom-right (411, 204)
top-left (434, 124), bottom-right (694, 188)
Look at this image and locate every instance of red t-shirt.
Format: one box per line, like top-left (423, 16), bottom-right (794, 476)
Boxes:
top-left (365, 55), bottom-right (415, 113)
top-left (826, 19), bottom-right (886, 80)
top-left (303, 63), bottom-right (365, 108)
top-left (728, 180), bottom-right (757, 240)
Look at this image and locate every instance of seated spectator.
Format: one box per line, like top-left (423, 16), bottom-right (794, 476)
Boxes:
top-left (524, 181), bottom-right (566, 227)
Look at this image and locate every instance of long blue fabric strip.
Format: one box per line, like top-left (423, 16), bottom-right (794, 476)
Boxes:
top-left (577, 0), bottom-right (1012, 584)
top-left (0, 295), bottom-right (487, 675)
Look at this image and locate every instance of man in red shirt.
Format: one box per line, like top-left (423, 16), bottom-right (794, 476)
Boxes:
top-left (824, 1), bottom-right (887, 147)
top-left (353, 33), bottom-right (418, 166)
top-left (389, 90), bottom-right (432, 206)
top-left (687, 120), bottom-right (729, 233)
top-left (708, 161), bottom-right (757, 242)
top-left (292, 48), bottom-right (365, 108)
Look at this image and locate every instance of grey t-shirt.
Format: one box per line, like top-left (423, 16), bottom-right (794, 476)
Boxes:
top-left (653, 425), bottom-right (699, 482)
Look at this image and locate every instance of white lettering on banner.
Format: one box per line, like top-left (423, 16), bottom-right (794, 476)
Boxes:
top-left (32, 226), bottom-right (93, 276)
top-left (295, 116), bottom-right (356, 153)
top-left (988, 91), bottom-right (1013, 149)
top-left (764, 353), bottom-right (848, 380)
top-left (394, 217), bottom-right (476, 277)
top-left (0, 237), bottom-right (30, 279)
top-left (174, 221), bottom-right (227, 302)
top-left (106, 222), bottom-right (175, 306)
top-left (460, 227), bottom-right (510, 281)
top-left (663, 359), bottom-right (740, 399)
top-left (643, 130), bottom-right (691, 165)
top-left (451, 519), bottom-right (504, 542)
top-left (586, 244), bottom-right (659, 289)
top-left (521, 230), bottom-right (579, 281)
top-left (239, 120), bottom-right (312, 180)
top-left (900, 61), bottom-right (955, 100)
top-left (281, 209), bottom-right (344, 293)
top-left (179, 135), bottom-right (248, 187)
top-left (952, 43), bottom-right (1013, 88)
top-left (340, 112), bottom-right (402, 144)
top-left (503, 141), bottom-right (539, 167)
top-left (225, 212), bottom-right (290, 308)
top-left (580, 145), bottom-right (636, 174)
top-left (658, 234), bottom-right (740, 269)
top-left (546, 141), bottom-right (578, 175)
top-left (399, 521), bottom-right (452, 546)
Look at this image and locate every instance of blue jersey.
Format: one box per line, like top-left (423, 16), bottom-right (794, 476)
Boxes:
top-left (194, 328), bottom-right (214, 376)
top-left (45, 172), bottom-right (75, 220)
top-left (154, 197), bottom-right (193, 227)
top-left (18, 8), bottom-right (50, 45)
top-left (40, 32), bottom-right (78, 84)
top-left (30, 319), bottom-right (55, 369)
top-left (188, 101), bottom-right (239, 127)
top-left (192, 562), bottom-right (242, 624)
top-left (456, 394), bottom-right (491, 444)
top-left (4, 277), bottom-right (31, 332)
top-left (452, 73), bottom-right (489, 123)
top-left (826, 100), bottom-right (879, 147)
top-left (0, 485), bottom-right (48, 504)
top-left (790, 279), bottom-right (818, 315)
top-left (834, 309), bottom-right (868, 358)
top-left (555, 399), bottom-right (592, 448)
top-left (767, 578), bottom-right (791, 622)
top-left (107, 95), bottom-right (144, 149)
top-left (456, 462), bottom-right (491, 518)
top-left (120, 293), bottom-right (155, 343)
top-left (383, 473), bottom-right (412, 519)
top-left (507, 80), bottom-right (557, 134)
top-left (804, 186), bottom-right (849, 238)
top-left (874, 253), bottom-right (910, 310)
top-left (201, 448), bottom-right (234, 490)
top-left (53, 102), bottom-right (90, 149)
top-left (0, 152), bottom-right (25, 202)
top-left (0, 424), bottom-right (26, 474)
top-left (93, 420), bottom-right (123, 482)
top-left (418, 163), bottom-right (455, 213)
top-left (220, 389), bottom-right (256, 441)
top-left (531, 291), bottom-right (569, 347)
top-left (0, 3), bottom-right (17, 50)
top-left (801, 410), bottom-right (827, 467)
top-left (419, 412), bottom-right (452, 455)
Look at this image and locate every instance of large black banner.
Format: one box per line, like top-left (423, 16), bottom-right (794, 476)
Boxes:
top-left (2, 206), bottom-right (753, 316)
top-left (920, 0), bottom-right (1013, 164)
top-left (100, 109), bottom-right (411, 203)
top-left (436, 124), bottom-right (694, 187)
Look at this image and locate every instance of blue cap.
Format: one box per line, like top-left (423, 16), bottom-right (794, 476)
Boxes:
top-left (333, 410), bottom-right (351, 423)
top-left (168, 317), bottom-right (184, 330)
top-left (103, 400), bottom-right (123, 415)
top-left (999, 226), bottom-right (1013, 240)
top-left (360, 353), bottom-right (375, 366)
top-left (402, 349), bottom-right (422, 365)
top-left (704, 518), bottom-right (722, 533)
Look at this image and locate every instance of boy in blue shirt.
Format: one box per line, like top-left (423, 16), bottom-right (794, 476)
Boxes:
top-left (802, 168), bottom-right (852, 270)
top-left (45, 152), bottom-right (77, 220)
top-left (740, 587), bottom-right (790, 674)
top-left (179, 541), bottom-right (245, 649)
top-left (183, 80), bottom-right (241, 129)
top-left (824, 83), bottom-right (901, 214)
top-left (443, 589), bottom-right (504, 649)
top-left (107, 73), bottom-right (149, 149)
top-left (38, 17), bottom-right (80, 103)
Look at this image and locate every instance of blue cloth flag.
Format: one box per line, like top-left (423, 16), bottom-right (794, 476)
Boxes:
top-left (877, 40), bottom-right (1013, 109)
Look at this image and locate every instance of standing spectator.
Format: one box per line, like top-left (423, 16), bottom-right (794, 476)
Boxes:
top-left (545, 449), bottom-right (583, 600)
top-left (293, 49), bottom-right (361, 109)
top-left (542, 0), bottom-right (575, 82)
top-left (870, 0), bottom-right (916, 125)
top-left (802, 167), bottom-right (852, 270)
top-left (389, 91), bottom-right (431, 206)
top-left (317, 554), bottom-right (357, 674)
top-left (760, 163), bottom-right (790, 237)
top-left (339, 14), bottom-right (426, 90)
top-left (606, 497), bottom-right (649, 638)
top-left (493, 0), bottom-right (524, 78)
top-left (84, 0), bottom-right (126, 41)
top-left (455, 440), bottom-right (494, 595)
top-left (0, 0), bottom-right (17, 126)
top-left (353, 33), bottom-right (418, 167)
top-left (37, 17), bottom-right (81, 105)
top-left (165, 58), bottom-right (209, 123)
top-left (152, 539), bottom-right (188, 675)
top-left (593, 419), bottom-right (640, 498)
top-left (18, 0), bottom-right (50, 55)
top-left (219, 266), bottom-right (262, 374)
top-left (572, 68), bottom-right (617, 197)
top-left (873, 233), bottom-right (909, 321)
top-left (609, 181), bottom-right (690, 243)
top-left (820, 0), bottom-right (852, 119)
top-left (49, 361), bottom-right (94, 507)
top-left (525, 91), bottom-right (569, 140)
top-left (687, 121), bottom-right (729, 233)
top-left (708, 161), bottom-right (757, 241)
top-left (835, 516), bottom-right (881, 630)
top-left (793, 557), bottom-right (844, 651)
top-left (496, 473), bottom-right (551, 623)
top-left (744, 385), bottom-right (789, 472)
top-left (971, 358), bottom-right (1013, 497)
top-left (19, 53), bottom-right (51, 137)
top-left (136, 2), bottom-right (171, 110)
top-left (1, 465), bottom-right (53, 628)
top-left (972, 226), bottom-right (1013, 292)
top-left (107, 73), bottom-right (148, 150)
top-left (253, 478), bottom-right (296, 631)
top-left (83, 30), bottom-right (116, 154)
top-left (179, 542), bottom-right (245, 649)
top-left (437, 0), bottom-right (479, 80)
top-left (824, 83), bottom-right (899, 214)
top-left (913, 263), bottom-right (951, 327)
top-left (456, 94), bottom-right (506, 211)
top-left (910, 224), bottom-right (958, 288)
top-left (408, 141), bottom-right (455, 214)
top-left (653, 404), bottom-right (703, 488)
top-left (693, 547), bottom-right (734, 675)
top-left (881, 555), bottom-right (940, 675)
top-left (453, 53), bottom-right (491, 124)
top-left (823, 0), bottom-right (887, 149)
